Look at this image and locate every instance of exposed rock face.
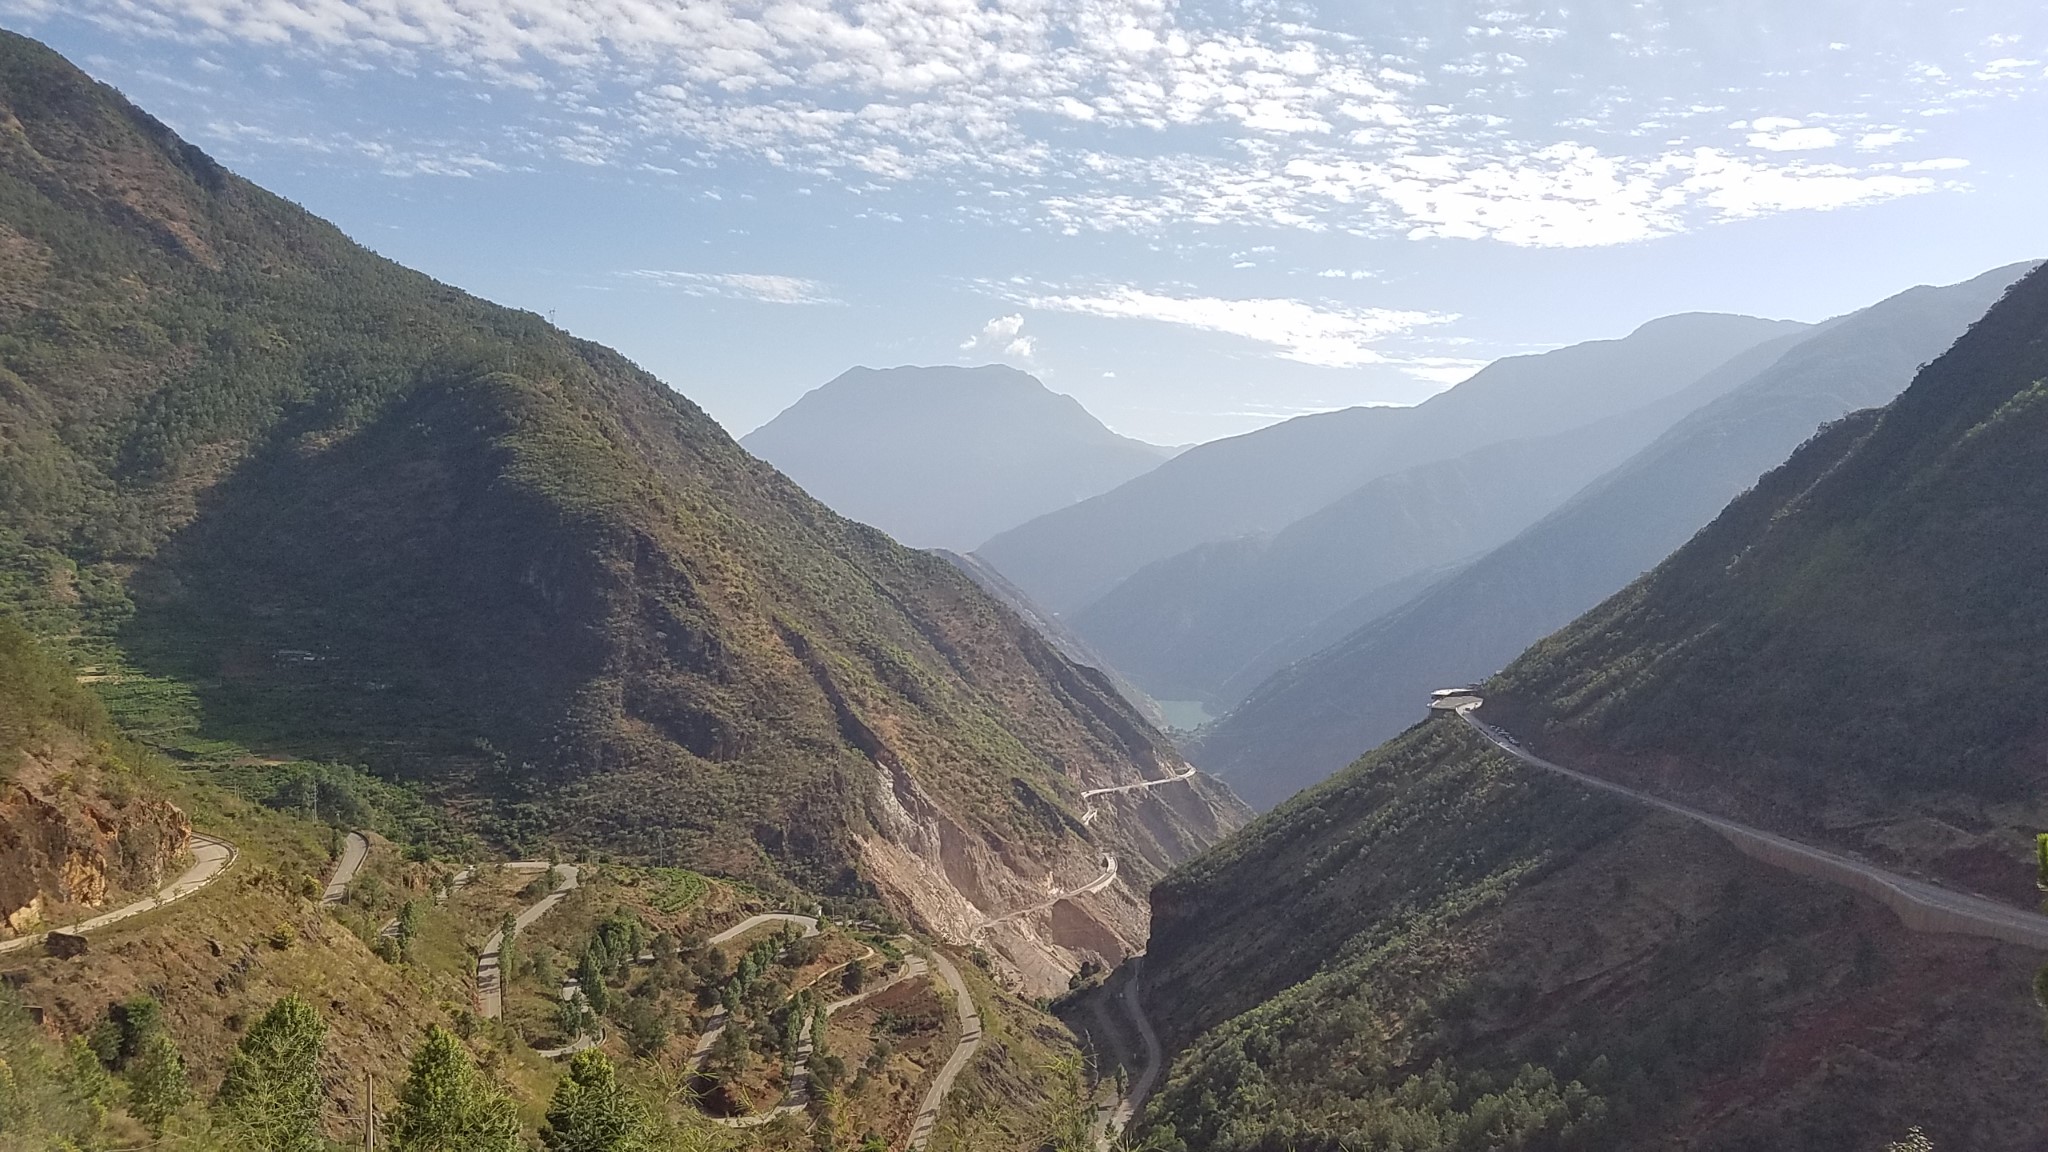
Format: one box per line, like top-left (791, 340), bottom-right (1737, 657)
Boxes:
top-left (856, 752), bottom-right (1247, 997)
top-left (0, 743), bottom-right (191, 938)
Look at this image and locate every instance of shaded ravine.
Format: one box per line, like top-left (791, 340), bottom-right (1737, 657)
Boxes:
top-left (1099, 955), bottom-right (1162, 1151)
top-left (1459, 700), bottom-right (2048, 949)
top-left (1092, 689), bottom-right (2048, 1150)
top-left (0, 833), bottom-right (238, 956)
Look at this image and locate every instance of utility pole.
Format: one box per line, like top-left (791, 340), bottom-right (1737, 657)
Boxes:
top-left (364, 1071), bottom-right (375, 1150)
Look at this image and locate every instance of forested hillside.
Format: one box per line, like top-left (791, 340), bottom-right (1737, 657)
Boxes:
top-left (1197, 262), bottom-right (2034, 809)
top-left (0, 30), bottom-right (1241, 990)
top-left (1134, 264), bottom-right (2048, 1151)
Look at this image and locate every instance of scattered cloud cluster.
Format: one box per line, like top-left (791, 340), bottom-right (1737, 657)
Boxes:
top-left (1047, 137), bottom-right (1960, 249)
top-left (26, 0), bottom-right (2038, 255)
top-left (21, 1), bottom-right (2043, 400)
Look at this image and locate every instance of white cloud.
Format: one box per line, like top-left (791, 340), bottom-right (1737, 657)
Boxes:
top-left (1015, 285), bottom-right (1453, 369)
top-left (961, 314), bottom-right (1037, 362)
top-left (624, 270), bottom-right (839, 304)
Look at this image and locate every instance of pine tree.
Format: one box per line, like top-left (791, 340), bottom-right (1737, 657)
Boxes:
top-left (386, 1025), bottom-right (521, 1152)
top-left (540, 1050), bottom-right (650, 1152)
top-left (576, 949), bottom-right (610, 1016)
top-left (124, 1028), bottom-right (192, 1135)
top-left (396, 900), bottom-right (425, 962)
top-left (216, 994), bottom-right (327, 1152)
top-left (499, 912), bottom-right (520, 984)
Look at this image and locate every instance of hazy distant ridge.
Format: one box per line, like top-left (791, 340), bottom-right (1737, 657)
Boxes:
top-left (977, 313), bottom-right (1802, 614)
top-left (1196, 260), bottom-right (2039, 809)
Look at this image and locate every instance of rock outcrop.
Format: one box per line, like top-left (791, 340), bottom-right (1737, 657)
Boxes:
top-left (0, 740), bottom-right (190, 939)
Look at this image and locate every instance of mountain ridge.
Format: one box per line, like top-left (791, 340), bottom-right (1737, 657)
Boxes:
top-left (1195, 261), bottom-right (2037, 809)
top-left (0, 28), bottom-right (1243, 996)
top-left (976, 312), bottom-right (1803, 614)
top-left (1069, 324), bottom-right (1816, 709)
top-left (1131, 262), bottom-right (2048, 1152)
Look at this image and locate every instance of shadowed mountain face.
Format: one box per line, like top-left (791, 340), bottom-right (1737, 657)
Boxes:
top-left (1137, 264), bottom-right (2048, 1152)
top-left (1195, 261), bottom-right (2036, 810)
top-left (974, 312), bottom-right (1804, 614)
top-left (741, 364), bottom-right (1174, 550)
top-left (1068, 328), bottom-right (1813, 709)
top-left (0, 30), bottom-right (1244, 989)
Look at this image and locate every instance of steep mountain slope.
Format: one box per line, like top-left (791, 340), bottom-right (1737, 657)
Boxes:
top-left (975, 313), bottom-right (1803, 613)
top-left (1071, 329), bottom-right (1810, 708)
top-left (1135, 265), bottom-right (2048, 1151)
top-left (0, 618), bottom-right (188, 940)
top-left (0, 31), bottom-right (1243, 993)
top-left (936, 548), bottom-right (1174, 732)
top-left (1198, 262), bottom-right (2035, 809)
top-left (741, 364), bottom-right (1175, 550)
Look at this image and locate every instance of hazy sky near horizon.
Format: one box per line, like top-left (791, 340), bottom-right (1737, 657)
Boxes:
top-left (11, 1), bottom-right (2047, 444)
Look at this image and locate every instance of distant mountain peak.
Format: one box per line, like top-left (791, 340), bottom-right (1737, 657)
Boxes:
top-left (743, 363), bottom-right (1172, 549)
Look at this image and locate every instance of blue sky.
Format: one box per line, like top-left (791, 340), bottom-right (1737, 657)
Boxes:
top-left (10, 0), bottom-right (2047, 445)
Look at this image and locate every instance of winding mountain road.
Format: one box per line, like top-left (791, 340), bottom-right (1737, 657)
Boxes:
top-left (476, 862), bottom-right (581, 1019)
top-left (905, 948), bottom-right (983, 1151)
top-left (1080, 764), bottom-right (1197, 825)
top-left (709, 912), bottom-right (820, 945)
top-left (686, 919), bottom-right (848, 1077)
top-left (0, 833), bottom-right (238, 956)
top-left (682, 922), bottom-right (987, 1146)
top-left (322, 831), bottom-right (370, 906)
top-left (1458, 700), bottom-right (2048, 951)
top-left (973, 855), bottom-right (1118, 938)
top-left (706, 947), bottom-right (932, 1129)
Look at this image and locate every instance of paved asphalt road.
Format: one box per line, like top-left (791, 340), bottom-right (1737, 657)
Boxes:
top-left (1080, 764), bottom-right (1197, 825)
top-left (905, 947), bottom-right (984, 1151)
top-left (321, 831), bottom-right (370, 906)
top-left (0, 833), bottom-right (237, 956)
top-left (708, 912), bottom-right (820, 945)
top-left (476, 862), bottom-right (582, 1019)
top-left (973, 855), bottom-right (1118, 937)
top-left (1459, 702), bottom-right (2048, 951)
